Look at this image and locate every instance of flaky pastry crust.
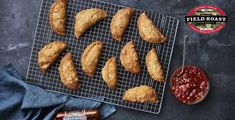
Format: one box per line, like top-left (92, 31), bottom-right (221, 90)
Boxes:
top-left (137, 12), bottom-right (166, 44)
top-left (50, 0), bottom-right (67, 35)
top-left (146, 48), bottom-right (164, 82)
top-left (120, 41), bottom-right (141, 74)
top-left (59, 52), bottom-right (79, 90)
top-left (74, 8), bottom-right (108, 39)
top-left (123, 85), bottom-right (158, 103)
top-left (81, 41), bottom-right (103, 77)
top-left (102, 57), bottom-right (117, 90)
top-left (38, 41), bottom-right (67, 72)
top-left (110, 7), bottom-right (134, 41)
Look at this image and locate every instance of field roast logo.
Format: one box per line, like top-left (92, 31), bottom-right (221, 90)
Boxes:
top-left (185, 5), bottom-right (228, 34)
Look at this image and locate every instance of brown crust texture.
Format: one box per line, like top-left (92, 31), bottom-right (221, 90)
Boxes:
top-left (110, 7), bottom-right (134, 41)
top-left (137, 12), bottom-right (166, 44)
top-left (50, 0), bottom-right (67, 36)
top-left (59, 52), bottom-right (79, 90)
top-left (74, 8), bottom-right (108, 39)
top-left (38, 41), bottom-right (67, 72)
top-left (102, 57), bottom-right (117, 90)
top-left (81, 41), bottom-right (103, 77)
top-left (120, 41), bottom-right (141, 74)
top-left (123, 85), bottom-right (158, 103)
top-left (146, 48), bottom-right (164, 82)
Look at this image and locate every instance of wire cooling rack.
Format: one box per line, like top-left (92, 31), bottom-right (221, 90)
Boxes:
top-left (26, 0), bottom-right (179, 114)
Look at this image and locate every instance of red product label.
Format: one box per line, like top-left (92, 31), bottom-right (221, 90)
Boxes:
top-left (186, 5), bottom-right (227, 34)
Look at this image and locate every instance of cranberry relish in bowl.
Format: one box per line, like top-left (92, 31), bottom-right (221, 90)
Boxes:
top-left (170, 65), bottom-right (209, 104)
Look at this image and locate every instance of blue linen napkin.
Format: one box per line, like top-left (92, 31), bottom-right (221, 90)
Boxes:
top-left (0, 64), bottom-right (116, 120)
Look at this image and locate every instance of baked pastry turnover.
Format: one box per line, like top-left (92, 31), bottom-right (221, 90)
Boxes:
top-left (120, 41), bottom-right (141, 74)
top-left (137, 12), bottom-right (166, 44)
top-left (110, 7), bottom-right (134, 41)
top-left (146, 48), bottom-right (164, 82)
top-left (81, 41), bottom-right (103, 77)
top-left (102, 57), bottom-right (117, 90)
top-left (74, 8), bottom-right (108, 39)
top-left (123, 85), bottom-right (158, 103)
top-left (59, 52), bottom-right (79, 90)
top-left (50, 0), bottom-right (67, 36)
top-left (38, 41), bottom-right (67, 72)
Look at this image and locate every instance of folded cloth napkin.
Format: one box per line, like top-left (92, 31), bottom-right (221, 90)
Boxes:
top-left (0, 64), bottom-right (116, 120)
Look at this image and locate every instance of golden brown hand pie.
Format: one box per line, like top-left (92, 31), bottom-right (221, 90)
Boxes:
top-left (120, 41), bottom-right (141, 74)
top-left (81, 41), bottom-right (103, 77)
top-left (38, 41), bottom-right (67, 72)
top-left (50, 0), bottom-right (67, 36)
top-left (59, 52), bottom-right (79, 90)
top-left (110, 7), bottom-right (134, 41)
top-left (102, 57), bottom-right (117, 90)
top-left (123, 85), bottom-right (158, 103)
top-left (137, 12), bottom-right (166, 44)
top-left (74, 8), bottom-right (108, 39)
top-left (146, 48), bottom-right (164, 82)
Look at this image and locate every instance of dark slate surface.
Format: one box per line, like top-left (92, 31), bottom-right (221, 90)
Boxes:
top-left (0, 0), bottom-right (235, 120)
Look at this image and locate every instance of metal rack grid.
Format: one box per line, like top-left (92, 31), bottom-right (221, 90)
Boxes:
top-left (26, 0), bottom-right (179, 114)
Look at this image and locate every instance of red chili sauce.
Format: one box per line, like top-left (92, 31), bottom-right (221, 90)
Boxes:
top-left (171, 65), bottom-right (209, 104)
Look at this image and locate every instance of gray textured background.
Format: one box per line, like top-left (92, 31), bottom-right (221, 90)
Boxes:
top-left (0, 0), bottom-right (235, 120)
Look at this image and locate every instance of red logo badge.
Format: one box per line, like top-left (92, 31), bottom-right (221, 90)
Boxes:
top-left (185, 5), bottom-right (227, 34)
